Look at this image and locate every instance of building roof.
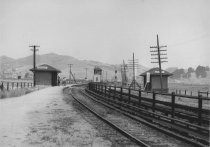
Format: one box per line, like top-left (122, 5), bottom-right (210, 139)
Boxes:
top-left (94, 67), bottom-right (102, 71)
top-left (30, 64), bottom-right (61, 73)
top-left (140, 67), bottom-right (172, 76)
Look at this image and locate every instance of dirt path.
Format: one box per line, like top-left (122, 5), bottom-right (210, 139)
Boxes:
top-left (0, 86), bottom-right (112, 147)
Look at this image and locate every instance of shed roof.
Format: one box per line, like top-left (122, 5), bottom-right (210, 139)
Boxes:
top-left (140, 67), bottom-right (172, 76)
top-left (94, 67), bottom-right (102, 71)
top-left (30, 64), bottom-right (61, 73)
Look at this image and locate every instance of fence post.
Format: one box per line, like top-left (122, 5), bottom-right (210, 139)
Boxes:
top-left (12, 82), bottom-right (14, 89)
top-left (113, 86), bottom-right (116, 100)
top-left (139, 90), bottom-right (141, 106)
top-left (185, 90), bottom-right (186, 95)
top-left (95, 84), bottom-right (97, 92)
top-left (171, 92), bottom-right (175, 122)
top-left (102, 84), bottom-right (104, 94)
top-left (21, 82), bottom-right (22, 88)
top-left (7, 82), bottom-right (9, 91)
top-left (105, 85), bottom-right (107, 96)
top-left (128, 88), bottom-right (131, 103)
top-left (198, 94), bottom-right (202, 126)
top-left (120, 87), bottom-right (123, 101)
top-left (108, 86), bottom-right (111, 98)
top-left (97, 84), bottom-right (99, 92)
top-left (0, 82), bottom-right (3, 91)
top-left (152, 91), bottom-right (156, 112)
top-left (179, 90), bottom-right (181, 95)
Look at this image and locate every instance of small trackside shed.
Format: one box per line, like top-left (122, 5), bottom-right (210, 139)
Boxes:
top-left (140, 67), bottom-right (172, 92)
top-left (93, 67), bottom-right (102, 82)
top-left (30, 64), bottom-right (61, 86)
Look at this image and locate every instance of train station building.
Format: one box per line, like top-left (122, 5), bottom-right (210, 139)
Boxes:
top-left (140, 67), bottom-right (172, 92)
top-left (30, 64), bottom-right (61, 86)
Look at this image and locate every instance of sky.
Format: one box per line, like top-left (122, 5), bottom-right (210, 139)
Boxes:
top-left (0, 0), bottom-right (210, 69)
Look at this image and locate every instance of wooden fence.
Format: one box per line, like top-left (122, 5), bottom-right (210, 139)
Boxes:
top-left (0, 81), bottom-right (33, 91)
top-left (88, 82), bottom-right (210, 126)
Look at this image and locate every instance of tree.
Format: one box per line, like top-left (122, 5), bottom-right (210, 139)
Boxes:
top-left (188, 67), bottom-right (194, 73)
top-left (186, 67), bottom-right (194, 78)
top-left (24, 72), bottom-right (30, 79)
top-left (172, 68), bottom-right (185, 79)
top-left (195, 65), bottom-right (206, 78)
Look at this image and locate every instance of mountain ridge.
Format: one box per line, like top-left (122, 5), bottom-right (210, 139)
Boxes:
top-left (0, 53), bottom-right (148, 80)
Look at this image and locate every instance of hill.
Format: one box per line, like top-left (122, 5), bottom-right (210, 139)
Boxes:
top-left (0, 53), bottom-right (148, 81)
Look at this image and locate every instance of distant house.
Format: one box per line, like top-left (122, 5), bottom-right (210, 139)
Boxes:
top-left (30, 64), bottom-right (61, 86)
top-left (140, 67), bottom-right (172, 92)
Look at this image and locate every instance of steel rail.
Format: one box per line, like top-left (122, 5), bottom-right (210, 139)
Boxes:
top-left (69, 90), bottom-right (150, 147)
top-left (81, 88), bottom-right (208, 147)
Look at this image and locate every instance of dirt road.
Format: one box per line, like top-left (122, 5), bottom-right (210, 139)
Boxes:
top-left (0, 86), bottom-right (112, 147)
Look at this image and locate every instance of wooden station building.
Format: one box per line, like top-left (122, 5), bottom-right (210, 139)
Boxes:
top-left (30, 64), bottom-right (61, 86)
top-left (140, 67), bottom-right (172, 92)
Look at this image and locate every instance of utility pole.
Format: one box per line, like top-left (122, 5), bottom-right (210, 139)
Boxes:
top-left (85, 68), bottom-right (88, 80)
top-left (114, 67), bottom-right (118, 86)
top-left (121, 60), bottom-right (128, 87)
top-left (68, 64), bottom-right (73, 83)
top-left (30, 45), bottom-right (39, 87)
top-left (150, 34), bottom-right (167, 93)
top-left (132, 53), bottom-right (135, 89)
top-left (106, 71), bottom-right (107, 82)
top-left (128, 53), bottom-right (140, 89)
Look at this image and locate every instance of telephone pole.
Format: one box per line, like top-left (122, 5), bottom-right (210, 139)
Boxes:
top-left (106, 71), bottom-right (107, 82)
top-left (150, 34), bottom-right (167, 93)
top-left (68, 64), bottom-right (73, 83)
top-left (128, 53), bottom-right (140, 89)
top-left (30, 45), bottom-right (39, 87)
top-left (85, 68), bottom-right (88, 80)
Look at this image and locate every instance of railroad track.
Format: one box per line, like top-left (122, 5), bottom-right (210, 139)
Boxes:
top-left (85, 84), bottom-right (210, 146)
top-left (68, 89), bottom-right (149, 147)
top-left (77, 87), bottom-right (208, 147)
top-left (67, 86), bottom-right (195, 147)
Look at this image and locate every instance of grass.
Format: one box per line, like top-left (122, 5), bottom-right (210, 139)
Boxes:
top-left (168, 83), bottom-right (209, 92)
top-left (0, 88), bottom-right (35, 99)
top-left (168, 83), bottom-right (210, 97)
top-left (0, 85), bottom-right (50, 99)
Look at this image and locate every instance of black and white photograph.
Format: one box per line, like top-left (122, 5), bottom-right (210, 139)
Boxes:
top-left (0, 0), bottom-right (209, 146)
